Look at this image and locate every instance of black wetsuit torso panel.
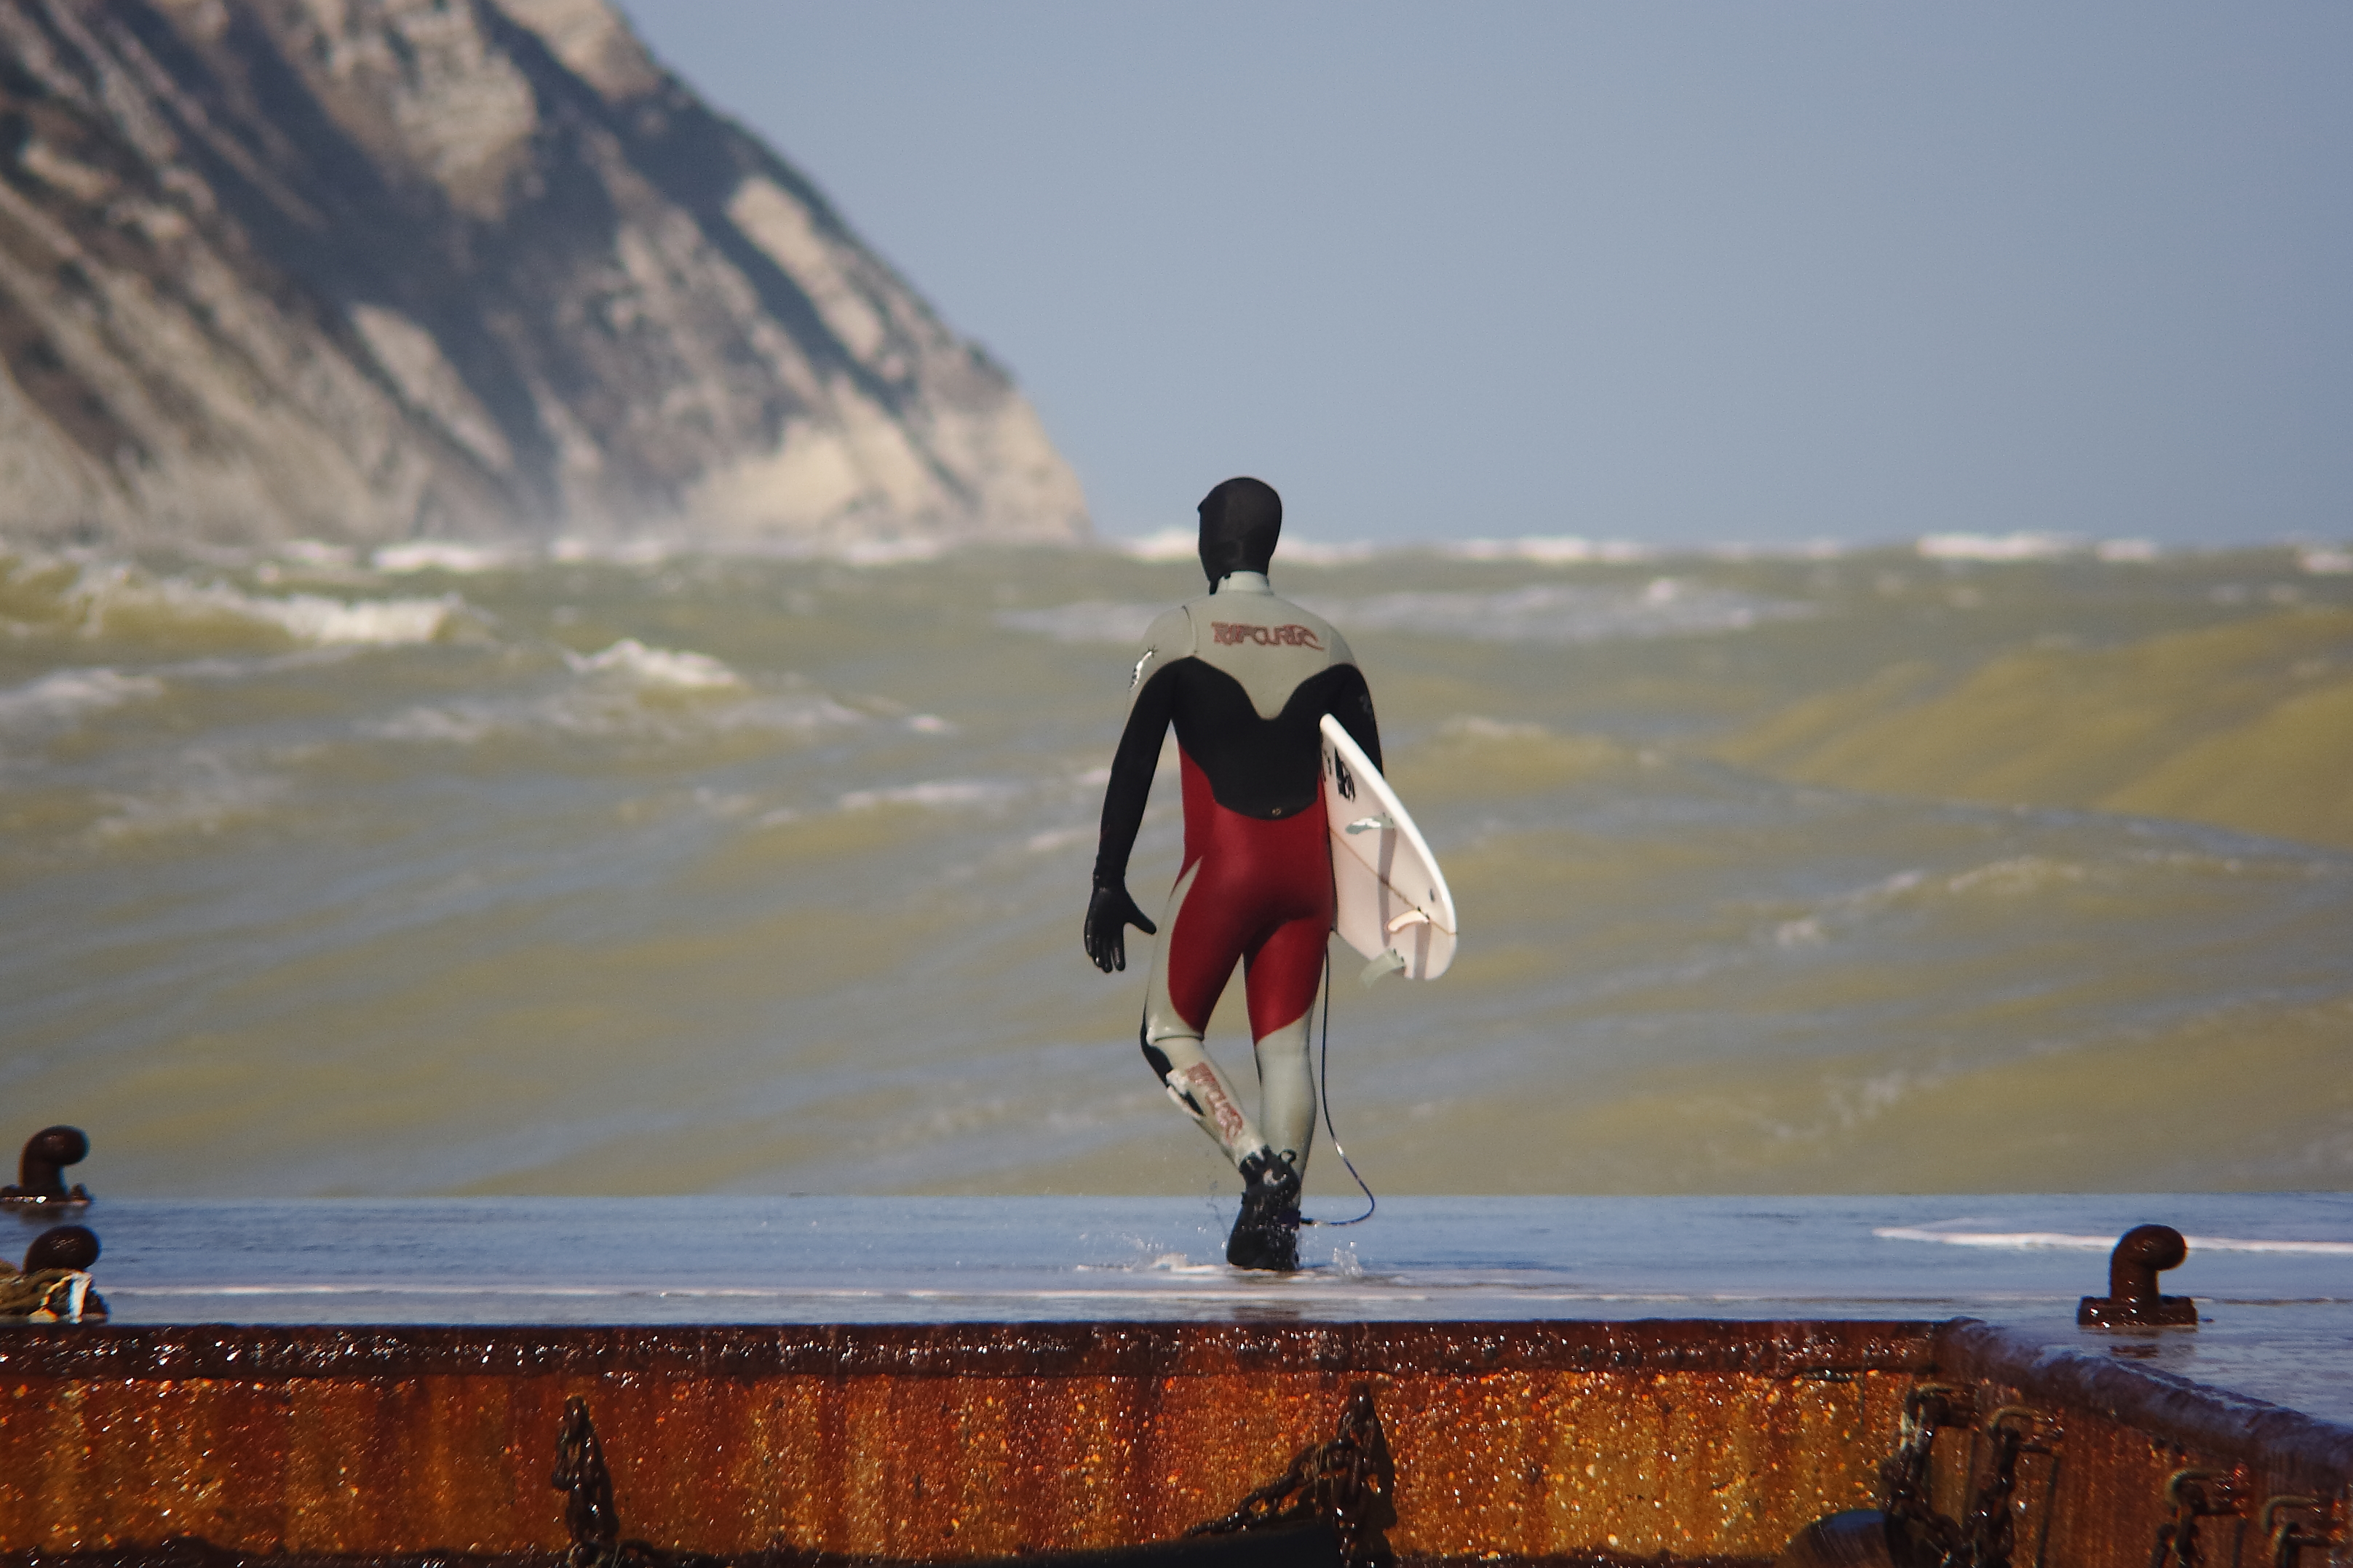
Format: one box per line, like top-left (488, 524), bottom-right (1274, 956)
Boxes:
top-left (1092, 580), bottom-right (1381, 889)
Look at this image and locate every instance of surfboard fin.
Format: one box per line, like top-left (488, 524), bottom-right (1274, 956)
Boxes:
top-left (1359, 949), bottom-right (1407, 987)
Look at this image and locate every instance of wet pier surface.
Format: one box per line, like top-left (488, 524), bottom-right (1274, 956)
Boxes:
top-left (25, 1192), bottom-right (2353, 1424)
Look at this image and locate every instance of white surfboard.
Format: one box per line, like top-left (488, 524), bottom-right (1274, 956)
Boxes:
top-left (1320, 714), bottom-right (1458, 982)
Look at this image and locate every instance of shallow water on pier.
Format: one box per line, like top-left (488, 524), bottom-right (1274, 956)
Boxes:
top-left (36, 1193), bottom-right (2353, 1422)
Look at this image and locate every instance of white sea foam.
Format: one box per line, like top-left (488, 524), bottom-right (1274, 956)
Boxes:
top-left (1442, 536), bottom-right (1654, 564)
top-left (1772, 858), bottom-right (2084, 937)
top-left (2298, 546), bottom-right (2353, 576)
top-left (1111, 530), bottom-right (1661, 566)
top-left (690, 787), bottom-right (761, 819)
top-left (1697, 539), bottom-right (1849, 562)
top-left (1774, 918), bottom-right (1827, 950)
top-left (1071, 1250), bottom-right (1223, 1277)
top-left (1917, 533), bottom-right (2087, 562)
top-left (1311, 579), bottom-right (1812, 643)
top-left (90, 751), bottom-right (289, 841)
top-left (277, 540), bottom-right (360, 568)
top-left (0, 666), bottom-right (164, 730)
top-left (371, 541), bottom-right (520, 574)
top-left (1750, 868), bottom-right (1926, 947)
top-left (1876, 1227), bottom-right (2353, 1255)
top-left (50, 564), bottom-right (464, 646)
top-left (549, 536), bottom-right (675, 567)
top-left (2095, 538), bottom-right (2162, 562)
top-left (995, 602), bottom-right (1159, 645)
top-left (249, 592), bottom-right (461, 645)
top-left (366, 685), bottom-right (860, 745)
top-left (360, 644), bottom-right (849, 745)
top-left (715, 695), bottom-right (867, 733)
top-left (1941, 856), bottom-right (2089, 897)
top-left (1442, 716), bottom-right (1552, 742)
top-left (830, 536), bottom-right (951, 566)
top-left (549, 533), bottom-right (953, 569)
top-left (839, 779), bottom-right (1021, 812)
top-left (1114, 528), bottom-right (1198, 562)
top-left (563, 638), bottom-right (743, 690)
top-left (1275, 537), bottom-right (1388, 565)
top-left (366, 705), bottom-right (501, 744)
top-left (999, 581), bottom-right (1809, 647)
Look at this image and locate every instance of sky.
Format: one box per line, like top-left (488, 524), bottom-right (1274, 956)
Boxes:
top-left (612, 3), bottom-right (2352, 548)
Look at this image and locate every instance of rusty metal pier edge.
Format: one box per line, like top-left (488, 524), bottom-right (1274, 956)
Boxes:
top-left (0, 1318), bottom-right (2345, 1568)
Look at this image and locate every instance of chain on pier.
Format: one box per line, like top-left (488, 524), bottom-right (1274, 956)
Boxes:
top-left (1959, 1406), bottom-right (2057, 1568)
top-left (1879, 1382), bottom-right (1972, 1568)
top-left (1873, 1383), bottom-right (2066, 1568)
top-left (551, 1398), bottom-right (724, 1568)
top-left (1187, 1381), bottom-right (1397, 1568)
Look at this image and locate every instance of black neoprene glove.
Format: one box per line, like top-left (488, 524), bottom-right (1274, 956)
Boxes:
top-left (1083, 881), bottom-right (1158, 973)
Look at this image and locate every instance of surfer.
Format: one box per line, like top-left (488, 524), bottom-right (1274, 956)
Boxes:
top-left (1084, 477), bottom-right (1382, 1271)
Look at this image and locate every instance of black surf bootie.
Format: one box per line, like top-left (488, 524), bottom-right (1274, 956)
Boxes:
top-left (1226, 1149), bottom-right (1302, 1272)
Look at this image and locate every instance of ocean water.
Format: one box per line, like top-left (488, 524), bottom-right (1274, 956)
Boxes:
top-left (1, 534), bottom-right (2349, 1201)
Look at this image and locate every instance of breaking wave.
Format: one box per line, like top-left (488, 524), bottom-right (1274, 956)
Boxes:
top-left (0, 666), bottom-right (165, 732)
top-left (839, 778), bottom-right (1024, 812)
top-left (995, 602), bottom-right (1159, 645)
top-left (372, 542), bottom-right (522, 575)
top-left (366, 682), bottom-right (860, 747)
top-left (1313, 580), bottom-right (1812, 644)
top-left (3, 554), bottom-right (464, 648)
top-left (564, 638), bottom-right (745, 690)
top-left (88, 749), bottom-right (290, 843)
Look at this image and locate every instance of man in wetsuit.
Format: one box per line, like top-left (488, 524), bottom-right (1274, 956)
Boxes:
top-left (1084, 477), bottom-right (1381, 1272)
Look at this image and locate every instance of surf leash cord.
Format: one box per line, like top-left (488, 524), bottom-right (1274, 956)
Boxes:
top-left (1304, 945), bottom-right (1376, 1227)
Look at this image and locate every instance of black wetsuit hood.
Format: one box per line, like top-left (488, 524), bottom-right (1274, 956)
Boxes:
top-left (1198, 477), bottom-right (1281, 586)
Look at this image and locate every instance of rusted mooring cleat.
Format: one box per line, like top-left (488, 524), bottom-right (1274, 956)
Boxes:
top-left (2079, 1223), bottom-right (2197, 1327)
top-left (2260, 1496), bottom-right (2338, 1568)
top-left (1, 1222), bottom-right (106, 1321)
top-left (1, 1126), bottom-right (93, 1207)
top-left (23, 1224), bottom-right (99, 1273)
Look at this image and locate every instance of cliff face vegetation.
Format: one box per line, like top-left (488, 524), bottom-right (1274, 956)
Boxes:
top-left (0, 0), bottom-right (1088, 549)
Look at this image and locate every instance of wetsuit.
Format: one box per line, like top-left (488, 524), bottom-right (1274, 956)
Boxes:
top-left (1092, 570), bottom-right (1383, 1177)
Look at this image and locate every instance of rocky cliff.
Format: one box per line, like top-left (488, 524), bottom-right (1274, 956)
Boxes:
top-left (0, 0), bottom-right (1089, 550)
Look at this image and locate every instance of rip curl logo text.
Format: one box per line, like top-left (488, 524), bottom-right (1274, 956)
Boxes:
top-left (1211, 622), bottom-right (1323, 649)
top-left (1179, 1063), bottom-right (1248, 1142)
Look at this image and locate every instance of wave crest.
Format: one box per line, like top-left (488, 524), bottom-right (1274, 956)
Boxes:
top-left (4, 554), bottom-right (464, 648)
top-left (564, 638), bottom-right (744, 690)
top-left (0, 666), bottom-right (165, 732)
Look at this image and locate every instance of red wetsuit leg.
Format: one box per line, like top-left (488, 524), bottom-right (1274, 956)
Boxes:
top-left (1245, 910), bottom-right (1330, 1040)
top-left (1164, 750), bottom-right (1334, 1038)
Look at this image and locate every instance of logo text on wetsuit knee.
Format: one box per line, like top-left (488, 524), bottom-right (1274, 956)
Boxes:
top-left (1211, 622), bottom-right (1323, 649)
